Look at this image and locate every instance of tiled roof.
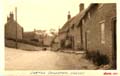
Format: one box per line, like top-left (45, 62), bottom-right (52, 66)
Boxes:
top-left (60, 16), bottom-right (76, 32)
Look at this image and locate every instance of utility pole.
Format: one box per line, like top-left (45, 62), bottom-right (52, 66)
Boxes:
top-left (15, 7), bottom-right (18, 49)
top-left (80, 25), bottom-right (83, 50)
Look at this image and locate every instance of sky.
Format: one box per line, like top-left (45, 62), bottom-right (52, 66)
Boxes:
top-left (3, 0), bottom-right (116, 32)
top-left (3, 0), bottom-right (91, 32)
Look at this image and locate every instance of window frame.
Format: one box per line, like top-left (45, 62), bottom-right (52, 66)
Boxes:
top-left (82, 19), bottom-right (85, 25)
top-left (88, 12), bottom-right (91, 19)
top-left (99, 20), bottom-right (105, 44)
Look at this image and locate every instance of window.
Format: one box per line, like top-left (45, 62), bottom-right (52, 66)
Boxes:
top-left (71, 24), bottom-right (74, 29)
top-left (98, 4), bottom-right (104, 8)
top-left (88, 12), bottom-right (91, 19)
top-left (67, 29), bottom-right (69, 33)
top-left (82, 19), bottom-right (85, 25)
top-left (100, 21), bottom-right (105, 44)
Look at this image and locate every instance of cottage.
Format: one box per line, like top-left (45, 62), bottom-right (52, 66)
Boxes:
top-left (43, 35), bottom-right (53, 47)
top-left (59, 3), bottom-right (85, 50)
top-left (81, 3), bottom-right (116, 68)
top-left (5, 12), bottom-right (23, 40)
top-left (59, 3), bottom-right (116, 69)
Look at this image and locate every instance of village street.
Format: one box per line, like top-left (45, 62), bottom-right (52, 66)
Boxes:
top-left (5, 47), bottom-right (97, 70)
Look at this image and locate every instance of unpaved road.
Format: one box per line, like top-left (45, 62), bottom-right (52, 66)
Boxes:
top-left (5, 47), bottom-right (97, 70)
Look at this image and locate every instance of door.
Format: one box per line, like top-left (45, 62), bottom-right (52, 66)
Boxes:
top-left (112, 18), bottom-right (116, 69)
top-left (85, 31), bottom-right (88, 51)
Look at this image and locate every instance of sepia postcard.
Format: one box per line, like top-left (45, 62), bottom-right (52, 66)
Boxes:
top-left (0, 0), bottom-right (119, 76)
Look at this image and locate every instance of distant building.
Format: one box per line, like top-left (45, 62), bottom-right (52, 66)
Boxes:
top-left (43, 35), bottom-right (53, 47)
top-left (23, 30), bottom-right (43, 46)
top-left (23, 31), bottom-right (35, 41)
top-left (5, 12), bottom-right (23, 40)
top-left (23, 29), bottom-right (53, 47)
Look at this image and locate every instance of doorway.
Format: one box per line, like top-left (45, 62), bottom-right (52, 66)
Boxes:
top-left (112, 18), bottom-right (116, 69)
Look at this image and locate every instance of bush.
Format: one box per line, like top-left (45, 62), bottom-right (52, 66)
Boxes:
top-left (96, 54), bottom-right (109, 66)
top-left (86, 50), bottom-right (109, 66)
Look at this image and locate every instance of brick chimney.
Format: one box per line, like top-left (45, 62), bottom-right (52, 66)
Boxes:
top-left (79, 3), bottom-right (84, 12)
top-left (67, 11), bottom-right (71, 20)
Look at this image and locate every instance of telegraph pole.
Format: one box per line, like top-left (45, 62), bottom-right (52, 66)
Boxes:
top-left (15, 7), bottom-right (18, 49)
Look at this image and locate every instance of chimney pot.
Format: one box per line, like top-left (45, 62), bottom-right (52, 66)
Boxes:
top-left (10, 12), bottom-right (14, 20)
top-left (79, 3), bottom-right (84, 12)
top-left (67, 11), bottom-right (71, 20)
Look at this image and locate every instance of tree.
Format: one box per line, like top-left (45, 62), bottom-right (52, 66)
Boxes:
top-left (49, 28), bottom-right (58, 47)
top-left (49, 28), bottom-right (58, 36)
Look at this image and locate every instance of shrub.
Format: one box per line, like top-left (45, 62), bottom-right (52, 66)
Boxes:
top-left (86, 50), bottom-right (109, 66)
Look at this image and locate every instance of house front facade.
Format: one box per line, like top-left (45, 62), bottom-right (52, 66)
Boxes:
top-left (58, 3), bottom-right (116, 69)
top-left (5, 12), bottom-right (23, 40)
top-left (81, 3), bottom-right (116, 68)
top-left (59, 4), bottom-right (85, 50)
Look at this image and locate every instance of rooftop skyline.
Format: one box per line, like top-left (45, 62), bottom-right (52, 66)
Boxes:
top-left (3, 0), bottom-right (116, 32)
top-left (4, 0), bottom-right (91, 32)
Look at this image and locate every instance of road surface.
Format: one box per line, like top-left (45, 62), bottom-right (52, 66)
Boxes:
top-left (5, 47), bottom-right (97, 70)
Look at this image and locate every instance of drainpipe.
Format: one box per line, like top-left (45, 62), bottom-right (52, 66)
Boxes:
top-left (80, 25), bottom-right (83, 50)
top-left (85, 30), bottom-right (90, 53)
